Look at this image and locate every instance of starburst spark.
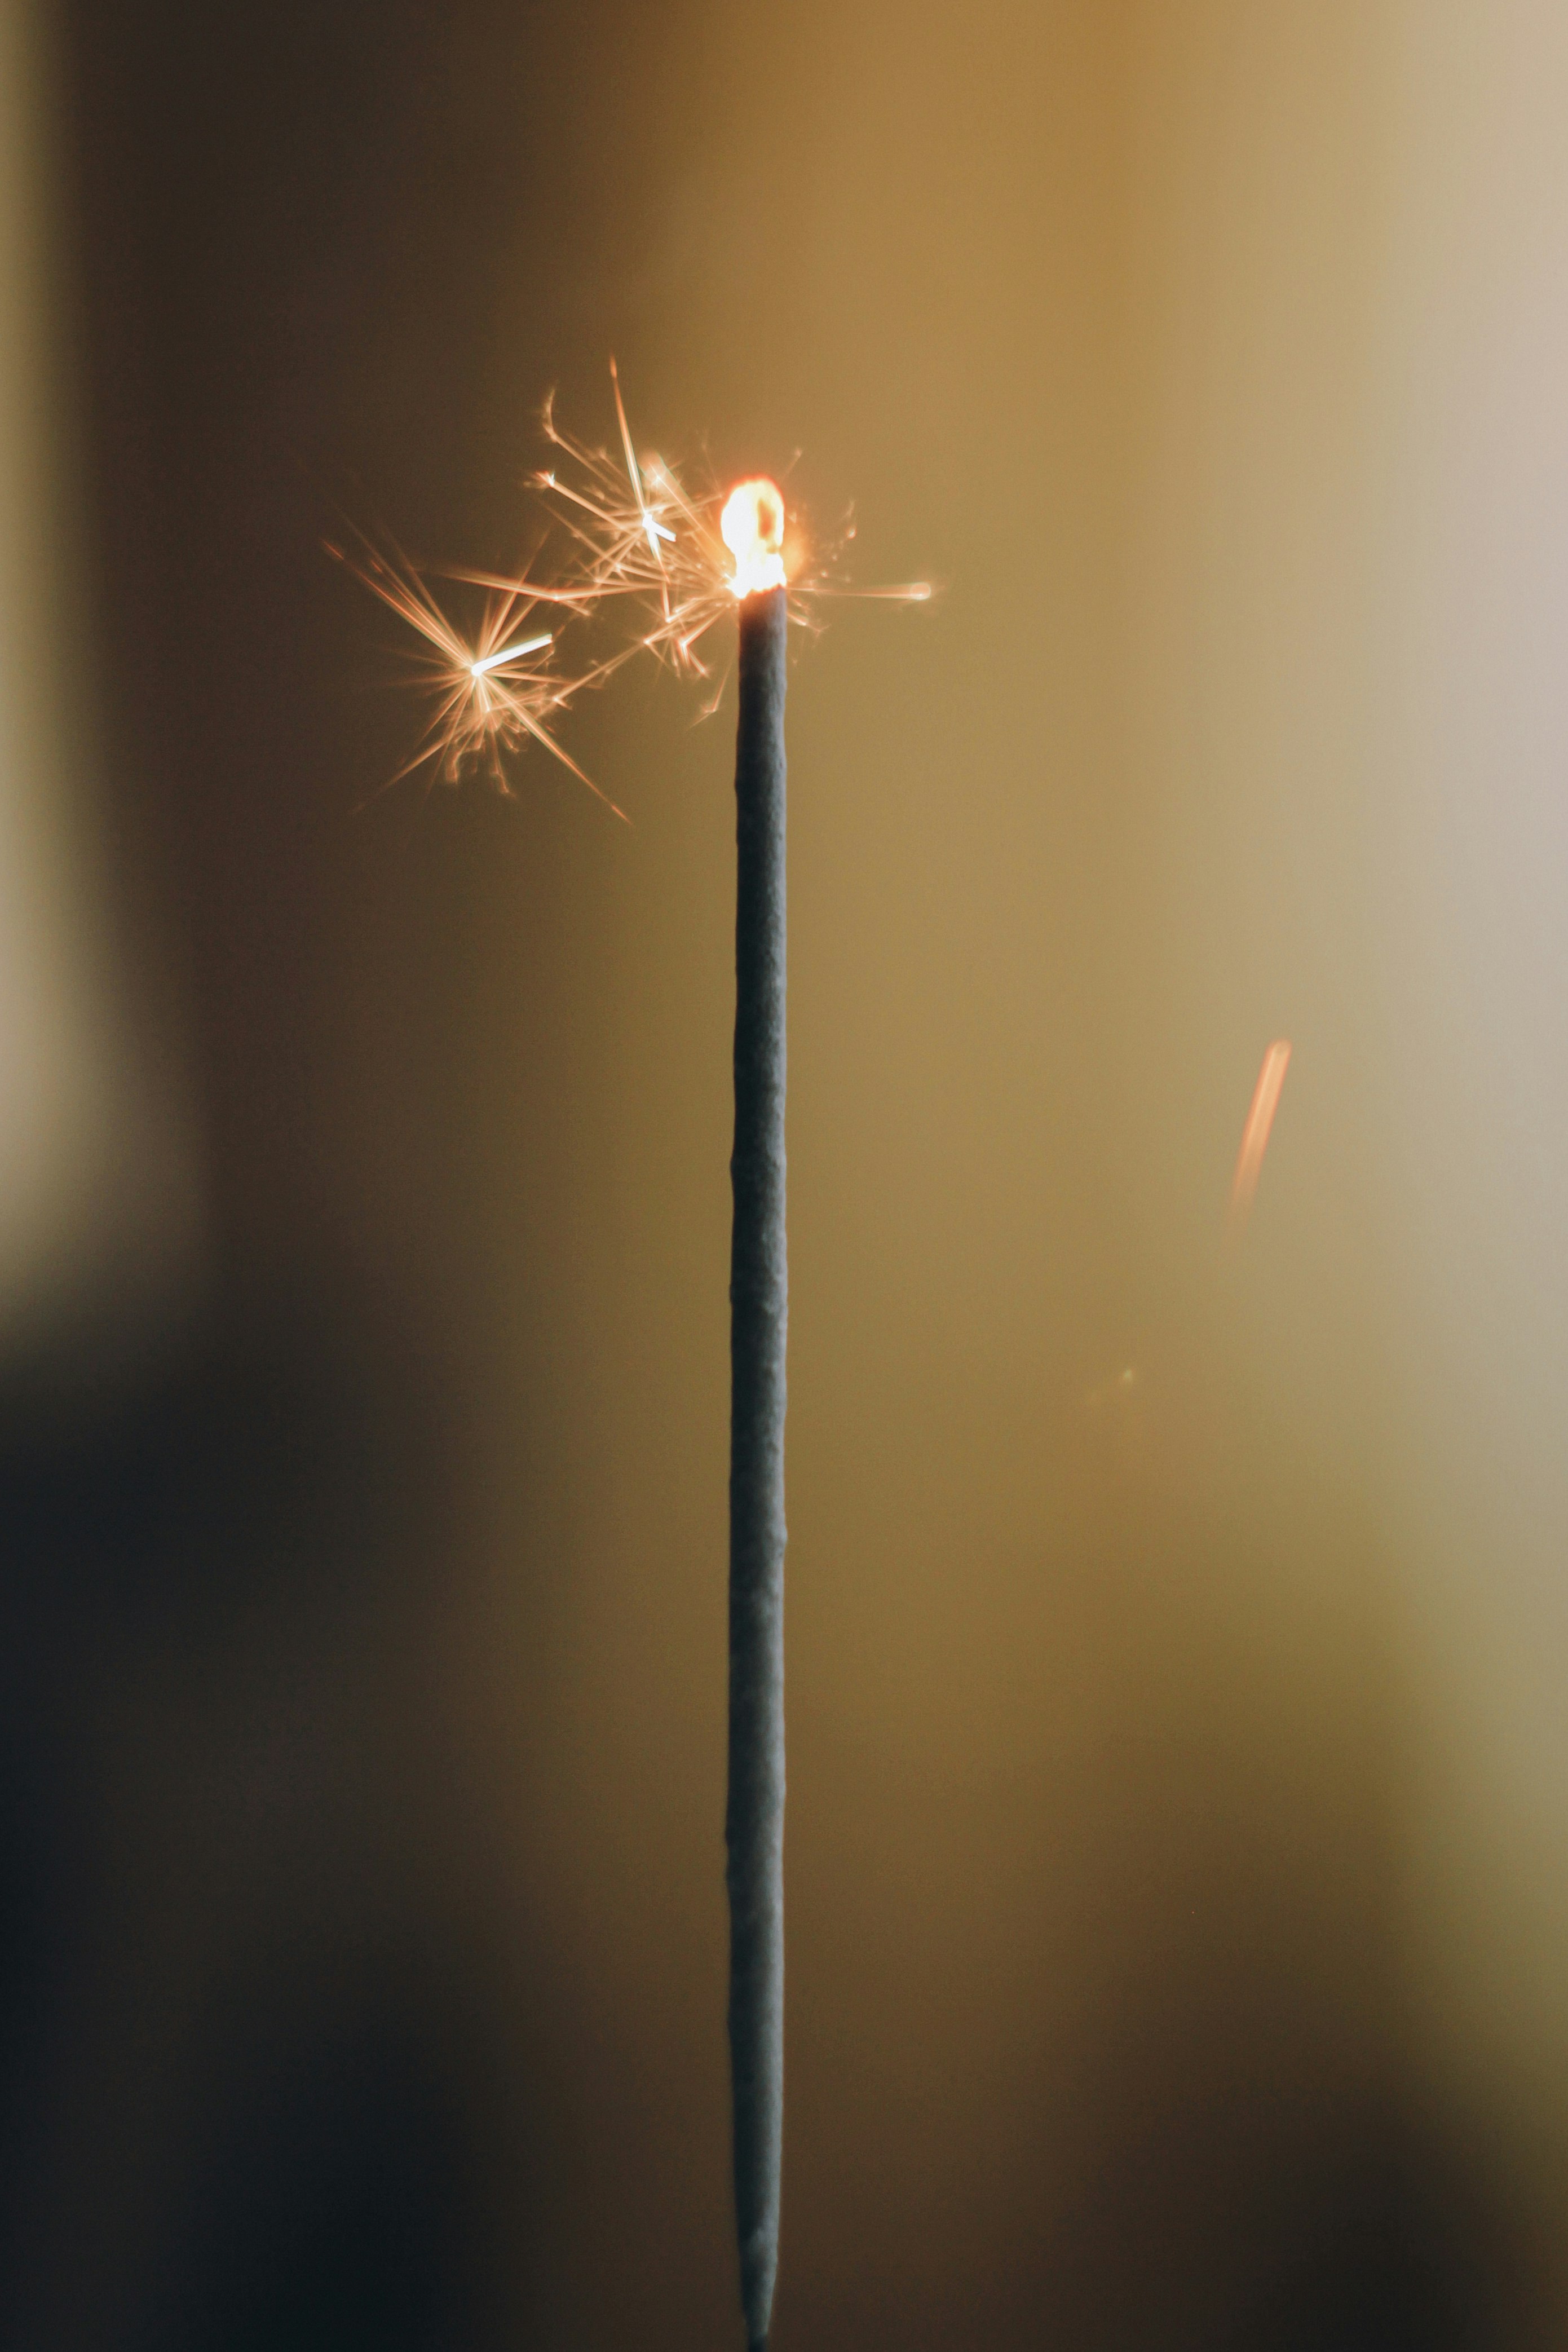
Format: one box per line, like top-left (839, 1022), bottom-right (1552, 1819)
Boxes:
top-left (325, 526), bottom-right (627, 819)
top-left (527, 361), bottom-right (933, 690)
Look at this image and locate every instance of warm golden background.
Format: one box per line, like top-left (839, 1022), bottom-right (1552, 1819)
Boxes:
top-left (5, 1), bottom-right (1567, 2344)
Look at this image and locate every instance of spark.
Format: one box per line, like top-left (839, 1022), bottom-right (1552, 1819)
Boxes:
top-left (471, 633), bottom-right (553, 677)
top-left (331, 363), bottom-right (931, 806)
top-left (326, 527), bottom-right (626, 819)
top-left (611, 354), bottom-right (675, 588)
top-left (1230, 1040), bottom-right (1292, 1224)
top-left (527, 363), bottom-right (933, 687)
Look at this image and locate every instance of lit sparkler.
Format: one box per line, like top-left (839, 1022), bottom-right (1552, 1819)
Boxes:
top-left (725, 484), bottom-right (788, 2352)
top-left (334, 378), bottom-right (932, 2352)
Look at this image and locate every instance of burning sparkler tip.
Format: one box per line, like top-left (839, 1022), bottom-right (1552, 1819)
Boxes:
top-left (722, 477), bottom-right (788, 599)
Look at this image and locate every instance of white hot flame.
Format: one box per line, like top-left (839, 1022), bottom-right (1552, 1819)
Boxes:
top-left (721, 479), bottom-right (788, 599)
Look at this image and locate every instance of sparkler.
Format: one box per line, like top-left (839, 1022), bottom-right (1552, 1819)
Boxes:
top-left (723, 483), bottom-right (789, 2352)
top-left (335, 368), bottom-right (930, 2350)
top-left (531, 389), bottom-right (923, 2344)
top-left (1230, 1039), bottom-right (1292, 1224)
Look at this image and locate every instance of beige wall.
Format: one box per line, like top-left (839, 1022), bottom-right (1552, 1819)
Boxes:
top-left (12, 0), bottom-right (1568, 2340)
top-left (0, 2), bottom-right (193, 1353)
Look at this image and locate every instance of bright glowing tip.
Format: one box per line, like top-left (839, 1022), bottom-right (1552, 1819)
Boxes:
top-left (721, 478), bottom-right (788, 599)
top-left (470, 633), bottom-right (551, 678)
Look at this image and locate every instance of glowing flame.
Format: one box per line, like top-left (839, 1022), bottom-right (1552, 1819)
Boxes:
top-left (721, 478), bottom-right (788, 599)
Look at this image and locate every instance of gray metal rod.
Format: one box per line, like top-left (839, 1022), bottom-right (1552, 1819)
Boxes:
top-left (726, 581), bottom-right (788, 2352)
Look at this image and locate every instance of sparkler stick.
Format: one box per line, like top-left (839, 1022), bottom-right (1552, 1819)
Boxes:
top-left (335, 376), bottom-right (929, 2348)
top-left (722, 479), bottom-right (790, 2352)
top-left (520, 399), bottom-right (923, 2345)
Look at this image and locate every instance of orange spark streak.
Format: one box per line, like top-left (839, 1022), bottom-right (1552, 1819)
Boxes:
top-left (1230, 1040), bottom-right (1292, 1224)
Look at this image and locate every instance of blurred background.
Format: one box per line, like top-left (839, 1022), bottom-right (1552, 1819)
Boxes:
top-left (3, 0), bottom-right (1567, 2342)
